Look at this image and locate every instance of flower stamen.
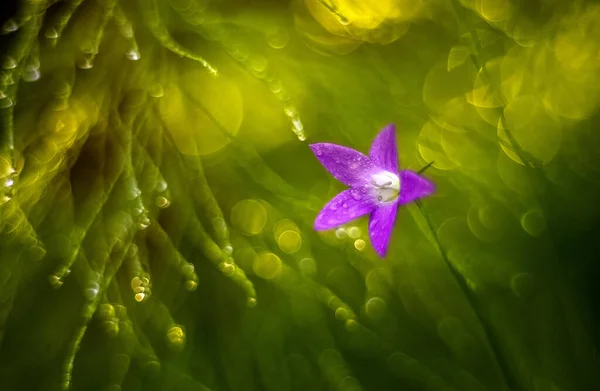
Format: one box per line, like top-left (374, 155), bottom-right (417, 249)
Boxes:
top-left (370, 171), bottom-right (400, 204)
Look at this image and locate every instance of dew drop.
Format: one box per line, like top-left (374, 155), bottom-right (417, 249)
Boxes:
top-left (335, 307), bottom-right (349, 320)
top-left (284, 105), bottom-right (296, 117)
top-left (126, 49), bottom-right (140, 61)
top-left (45, 27), bottom-right (59, 39)
top-left (134, 292), bottom-right (146, 302)
top-left (23, 66), bottom-right (40, 82)
top-left (155, 196), bottom-right (170, 208)
top-left (266, 27), bottom-right (289, 49)
top-left (48, 274), bottom-right (63, 288)
top-left (184, 280), bottom-right (197, 292)
top-left (2, 19), bottom-right (18, 33)
top-left (268, 80), bottom-right (282, 93)
top-left (249, 55), bottom-right (267, 73)
top-left (77, 57), bottom-right (94, 70)
top-left (218, 262), bottom-right (235, 276)
top-left (139, 217), bottom-right (150, 229)
top-left (84, 283), bottom-right (100, 301)
top-left (3, 57), bottom-right (17, 70)
top-left (0, 97), bottom-right (13, 108)
top-left (292, 117), bottom-right (303, 131)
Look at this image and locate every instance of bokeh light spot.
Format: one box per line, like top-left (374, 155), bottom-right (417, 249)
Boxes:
top-left (365, 297), bottom-right (387, 319)
top-left (521, 209), bottom-right (546, 237)
top-left (159, 68), bottom-right (242, 156)
top-left (277, 230), bottom-right (302, 254)
top-left (500, 95), bottom-right (562, 165)
top-left (510, 273), bottom-right (535, 298)
top-left (354, 239), bottom-right (365, 251)
top-left (253, 252), bottom-right (283, 280)
top-left (231, 199), bottom-right (267, 235)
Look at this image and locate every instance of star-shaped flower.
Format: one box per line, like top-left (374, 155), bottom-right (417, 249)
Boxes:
top-left (310, 124), bottom-right (435, 257)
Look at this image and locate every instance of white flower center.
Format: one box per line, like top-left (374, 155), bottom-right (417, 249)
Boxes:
top-left (370, 171), bottom-right (400, 203)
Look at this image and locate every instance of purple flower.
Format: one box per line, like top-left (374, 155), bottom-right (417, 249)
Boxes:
top-left (310, 124), bottom-right (435, 257)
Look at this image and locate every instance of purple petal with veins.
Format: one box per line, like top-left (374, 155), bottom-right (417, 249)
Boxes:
top-left (310, 143), bottom-right (378, 187)
top-left (369, 202), bottom-right (398, 257)
top-left (314, 186), bottom-right (378, 230)
top-left (398, 170), bottom-right (436, 205)
top-left (310, 124), bottom-right (436, 258)
top-left (369, 124), bottom-right (399, 173)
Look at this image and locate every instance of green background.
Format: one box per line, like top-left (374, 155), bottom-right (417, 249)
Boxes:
top-left (1, 0), bottom-right (599, 390)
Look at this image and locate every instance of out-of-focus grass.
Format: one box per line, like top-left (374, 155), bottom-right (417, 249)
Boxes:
top-left (1, 0), bottom-right (600, 390)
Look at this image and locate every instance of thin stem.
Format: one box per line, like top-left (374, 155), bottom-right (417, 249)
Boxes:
top-left (416, 199), bottom-right (520, 391)
top-left (417, 161), bottom-right (434, 174)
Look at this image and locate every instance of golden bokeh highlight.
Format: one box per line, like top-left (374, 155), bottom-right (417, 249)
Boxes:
top-left (353, 239), bottom-right (365, 251)
top-left (295, 0), bottom-right (421, 55)
top-left (274, 219), bottom-right (302, 254)
top-left (166, 325), bottom-right (186, 351)
top-left (278, 230), bottom-right (302, 254)
top-left (520, 209), bottom-right (546, 237)
top-left (253, 252), bottom-right (283, 280)
top-left (365, 297), bottom-right (387, 319)
top-left (500, 95), bottom-right (561, 165)
top-left (159, 68), bottom-right (242, 156)
top-left (231, 199), bottom-right (267, 235)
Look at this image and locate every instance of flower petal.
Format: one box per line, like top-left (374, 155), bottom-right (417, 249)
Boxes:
top-left (314, 187), bottom-right (378, 230)
top-left (369, 124), bottom-right (399, 173)
top-left (398, 170), bottom-right (436, 205)
top-left (369, 203), bottom-right (398, 257)
top-left (310, 143), bottom-right (378, 187)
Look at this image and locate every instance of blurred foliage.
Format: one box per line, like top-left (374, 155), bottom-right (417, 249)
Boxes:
top-left (1, 0), bottom-right (600, 390)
